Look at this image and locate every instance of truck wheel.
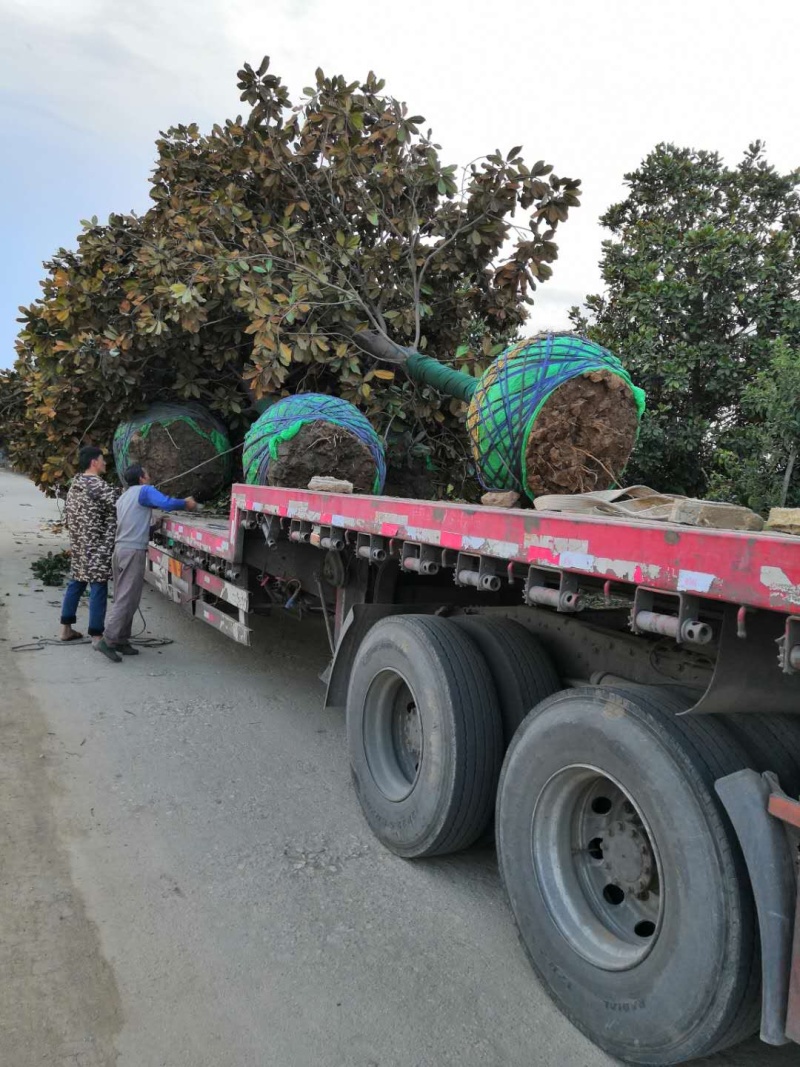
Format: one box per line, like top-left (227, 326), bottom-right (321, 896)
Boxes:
top-left (496, 686), bottom-right (759, 1065)
top-left (346, 614), bottom-right (503, 858)
top-left (725, 713), bottom-right (800, 797)
top-left (450, 616), bottom-right (561, 744)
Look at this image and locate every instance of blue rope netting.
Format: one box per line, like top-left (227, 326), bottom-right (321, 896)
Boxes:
top-left (243, 393), bottom-right (386, 493)
top-left (465, 334), bottom-right (646, 495)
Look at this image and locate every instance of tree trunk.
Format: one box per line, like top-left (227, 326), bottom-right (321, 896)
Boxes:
top-left (780, 445), bottom-right (797, 507)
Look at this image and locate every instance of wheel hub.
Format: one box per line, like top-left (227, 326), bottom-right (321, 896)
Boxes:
top-left (392, 699), bottom-right (421, 782)
top-left (596, 804), bottom-right (655, 898)
top-left (531, 766), bottom-right (664, 970)
top-left (362, 669), bottom-right (424, 802)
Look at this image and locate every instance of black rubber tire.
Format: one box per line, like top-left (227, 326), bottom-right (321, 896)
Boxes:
top-left (496, 686), bottom-right (760, 1065)
top-left (346, 614), bottom-right (503, 858)
top-left (724, 713), bottom-right (800, 797)
top-left (450, 616), bottom-right (561, 745)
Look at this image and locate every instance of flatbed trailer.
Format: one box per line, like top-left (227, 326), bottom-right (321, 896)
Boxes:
top-left (147, 484), bottom-right (800, 1064)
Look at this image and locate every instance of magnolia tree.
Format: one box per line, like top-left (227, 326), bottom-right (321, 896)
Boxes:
top-left (11, 57), bottom-right (580, 496)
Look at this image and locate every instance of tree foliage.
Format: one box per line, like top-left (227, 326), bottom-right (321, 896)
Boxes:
top-left (11, 57), bottom-right (580, 496)
top-left (571, 142), bottom-right (800, 508)
top-left (0, 369), bottom-right (25, 454)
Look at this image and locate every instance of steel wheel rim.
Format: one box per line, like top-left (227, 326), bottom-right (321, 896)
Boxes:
top-left (363, 669), bottom-right (423, 802)
top-left (530, 764), bottom-right (664, 971)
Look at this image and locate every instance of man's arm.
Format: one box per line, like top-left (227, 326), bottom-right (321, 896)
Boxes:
top-left (138, 485), bottom-right (195, 512)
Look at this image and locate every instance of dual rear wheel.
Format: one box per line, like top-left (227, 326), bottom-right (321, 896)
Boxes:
top-left (345, 613), bottom-right (781, 1063)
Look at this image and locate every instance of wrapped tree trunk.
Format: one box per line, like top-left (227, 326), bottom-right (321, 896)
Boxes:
top-left (243, 393), bottom-right (386, 494)
top-left (113, 403), bottom-right (233, 501)
top-left (358, 331), bottom-right (646, 500)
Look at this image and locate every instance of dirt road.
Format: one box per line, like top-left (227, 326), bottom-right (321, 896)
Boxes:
top-left (0, 468), bottom-right (795, 1067)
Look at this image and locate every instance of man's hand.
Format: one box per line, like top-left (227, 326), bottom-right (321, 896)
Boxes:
top-left (184, 497), bottom-right (198, 511)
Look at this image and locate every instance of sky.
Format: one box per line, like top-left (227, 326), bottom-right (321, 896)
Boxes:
top-left (1, 0), bottom-right (799, 369)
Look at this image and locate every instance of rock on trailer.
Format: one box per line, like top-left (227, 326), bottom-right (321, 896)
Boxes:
top-left (146, 483), bottom-right (800, 1065)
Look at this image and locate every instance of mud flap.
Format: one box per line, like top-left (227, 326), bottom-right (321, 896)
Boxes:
top-left (715, 769), bottom-right (796, 1045)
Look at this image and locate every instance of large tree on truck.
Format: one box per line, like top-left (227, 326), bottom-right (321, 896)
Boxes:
top-left (570, 141), bottom-right (800, 508)
top-left (9, 57), bottom-right (580, 498)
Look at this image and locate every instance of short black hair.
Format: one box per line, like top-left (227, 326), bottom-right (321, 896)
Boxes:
top-left (78, 445), bottom-right (103, 472)
top-left (124, 463), bottom-right (145, 487)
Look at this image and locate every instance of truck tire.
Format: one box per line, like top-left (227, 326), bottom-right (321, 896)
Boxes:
top-left (347, 614), bottom-right (503, 858)
top-left (724, 713), bottom-right (800, 798)
top-left (450, 615), bottom-right (561, 744)
top-left (496, 686), bottom-right (760, 1065)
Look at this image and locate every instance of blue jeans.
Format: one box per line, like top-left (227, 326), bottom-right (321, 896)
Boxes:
top-left (60, 580), bottom-right (108, 636)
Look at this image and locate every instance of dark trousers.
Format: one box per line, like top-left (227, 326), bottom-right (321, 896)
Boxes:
top-left (104, 548), bottom-right (147, 645)
top-left (60, 580), bottom-right (108, 636)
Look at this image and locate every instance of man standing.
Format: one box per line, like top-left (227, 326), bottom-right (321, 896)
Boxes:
top-left (60, 445), bottom-right (117, 644)
top-left (95, 465), bottom-right (197, 663)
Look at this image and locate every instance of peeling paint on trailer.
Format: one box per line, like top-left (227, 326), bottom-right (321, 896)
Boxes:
top-left (761, 566), bottom-right (800, 609)
top-left (197, 604), bottom-right (251, 646)
top-left (165, 485), bottom-right (800, 616)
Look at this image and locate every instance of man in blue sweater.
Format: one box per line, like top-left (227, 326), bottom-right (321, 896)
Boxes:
top-left (95, 465), bottom-right (197, 663)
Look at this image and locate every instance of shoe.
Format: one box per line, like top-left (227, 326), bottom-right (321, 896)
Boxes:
top-left (94, 639), bottom-right (122, 663)
top-left (117, 643), bottom-right (140, 656)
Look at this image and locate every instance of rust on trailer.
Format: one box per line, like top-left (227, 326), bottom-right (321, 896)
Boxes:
top-left (768, 793), bottom-right (800, 829)
top-left (220, 486), bottom-right (800, 615)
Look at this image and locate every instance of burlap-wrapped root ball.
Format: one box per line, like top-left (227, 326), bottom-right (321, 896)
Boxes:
top-left (113, 402), bottom-right (233, 501)
top-left (356, 329), bottom-right (645, 501)
top-left (243, 393), bottom-right (386, 494)
top-left (465, 334), bottom-right (646, 497)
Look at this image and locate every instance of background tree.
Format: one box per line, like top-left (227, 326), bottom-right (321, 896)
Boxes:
top-left (571, 142), bottom-right (800, 506)
top-left (707, 338), bottom-right (800, 511)
top-left (11, 57), bottom-right (580, 497)
top-left (0, 369), bottom-right (25, 457)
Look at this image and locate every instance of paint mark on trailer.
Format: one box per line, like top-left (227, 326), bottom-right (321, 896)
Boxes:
top-left (677, 570), bottom-right (716, 593)
top-left (405, 527), bottom-right (443, 545)
top-left (461, 536), bottom-right (521, 558)
top-left (375, 512), bottom-right (412, 528)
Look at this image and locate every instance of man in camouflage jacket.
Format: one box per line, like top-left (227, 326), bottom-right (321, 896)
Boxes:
top-left (59, 445), bottom-right (118, 643)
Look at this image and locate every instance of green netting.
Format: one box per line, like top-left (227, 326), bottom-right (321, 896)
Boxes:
top-left (243, 393), bottom-right (386, 493)
top-left (462, 334), bottom-right (645, 495)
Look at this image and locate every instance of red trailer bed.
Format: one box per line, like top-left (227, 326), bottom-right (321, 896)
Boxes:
top-left (160, 484), bottom-right (800, 613)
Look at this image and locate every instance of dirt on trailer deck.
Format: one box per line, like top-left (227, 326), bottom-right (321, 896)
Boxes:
top-left (270, 421), bottom-right (378, 494)
top-left (526, 370), bottom-right (639, 496)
